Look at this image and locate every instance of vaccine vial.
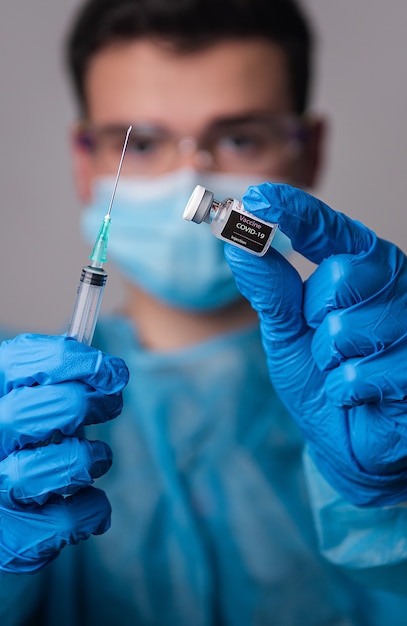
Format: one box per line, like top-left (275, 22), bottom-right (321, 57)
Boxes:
top-left (183, 185), bottom-right (278, 256)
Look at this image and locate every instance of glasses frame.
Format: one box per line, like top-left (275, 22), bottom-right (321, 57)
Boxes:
top-left (75, 113), bottom-right (312, 175)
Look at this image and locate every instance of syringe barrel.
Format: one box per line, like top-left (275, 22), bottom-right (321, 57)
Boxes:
top-left (67, 265), bottom-right (107, 346)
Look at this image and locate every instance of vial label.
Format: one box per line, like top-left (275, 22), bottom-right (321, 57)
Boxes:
top-left (220, 204), bottom-right (276, 255)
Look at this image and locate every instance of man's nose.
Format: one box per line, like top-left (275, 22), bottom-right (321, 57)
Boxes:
top-left (177, 136), bottom-right (214, 170)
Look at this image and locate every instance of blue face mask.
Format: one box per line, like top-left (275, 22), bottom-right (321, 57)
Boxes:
top-left (80, 168), bottom-right (292, 311)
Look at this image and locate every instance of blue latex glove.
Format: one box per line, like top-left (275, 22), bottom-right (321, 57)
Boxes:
top-left (225, 183), bottom-right (407, 507)
top-left (0, 334), bottom-right (129, 573)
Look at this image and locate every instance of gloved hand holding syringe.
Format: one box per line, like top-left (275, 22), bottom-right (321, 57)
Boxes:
top-left (67, 124), bottom-right (132, 345)
top-left (0, 127), bottom-right (132, 574)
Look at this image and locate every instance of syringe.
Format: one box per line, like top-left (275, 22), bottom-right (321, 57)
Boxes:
top-left (67, 125), bottom-right (132, 346)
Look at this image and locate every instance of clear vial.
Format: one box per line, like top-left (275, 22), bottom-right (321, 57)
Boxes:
top-left (183, 185), bottom-right (278, 256)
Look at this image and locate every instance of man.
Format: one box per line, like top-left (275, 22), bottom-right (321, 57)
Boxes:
top-left (1, 1), bottom-right (407, 624)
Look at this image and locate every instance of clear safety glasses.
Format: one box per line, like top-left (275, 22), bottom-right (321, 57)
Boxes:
top-left (76, 114), bottom-right (310, 176)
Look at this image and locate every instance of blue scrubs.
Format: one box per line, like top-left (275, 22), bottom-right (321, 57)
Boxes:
top-left (1, 315), bottom-right (407, 625)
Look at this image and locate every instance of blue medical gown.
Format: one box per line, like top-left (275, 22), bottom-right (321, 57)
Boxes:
top-left (1, 315), bottom-right (407, 626)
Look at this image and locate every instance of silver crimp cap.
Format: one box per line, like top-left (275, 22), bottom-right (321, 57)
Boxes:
top-left (183, 185), bottom-right (214, 223)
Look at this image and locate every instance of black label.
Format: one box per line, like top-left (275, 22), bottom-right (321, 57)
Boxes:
top-left (221, 209), bottom-right (274, 253)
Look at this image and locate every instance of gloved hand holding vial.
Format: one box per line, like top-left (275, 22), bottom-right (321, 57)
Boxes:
top-left (184, 179), bottom-right (407, 507)
top-left (221, 182), bottom-right (407, 507)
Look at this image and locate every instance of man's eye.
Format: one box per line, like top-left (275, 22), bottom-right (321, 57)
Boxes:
top-left (218, 133), bottom-right (265, 153)
top-left (127, 136), bottom-right (161, 155)
top-left (223, 134), bottom-right (256, 148)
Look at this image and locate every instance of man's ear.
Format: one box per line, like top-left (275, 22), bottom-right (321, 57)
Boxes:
top-left (298, 115), bottom-right (328, 190)
top-left (70, 123), bottom-right (94, 203)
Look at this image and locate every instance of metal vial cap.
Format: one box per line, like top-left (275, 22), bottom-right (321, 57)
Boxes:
top-left (183, 185), bottom-right (214, 223)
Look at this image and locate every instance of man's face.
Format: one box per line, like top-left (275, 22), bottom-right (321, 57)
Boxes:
top-left (73, 38), bottom-right (322, 200)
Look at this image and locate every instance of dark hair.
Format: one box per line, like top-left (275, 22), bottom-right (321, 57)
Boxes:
top-left (66, 0), bottom-right (314, 116)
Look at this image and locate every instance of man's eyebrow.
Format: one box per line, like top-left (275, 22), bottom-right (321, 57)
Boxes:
top-left (88, 113), bottom-right (288, 138)
top-left (209, 112), bottom-right (280, 129)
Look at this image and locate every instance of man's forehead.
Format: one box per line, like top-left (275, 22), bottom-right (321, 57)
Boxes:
top-left (85, 38), bottom-right (293, 126)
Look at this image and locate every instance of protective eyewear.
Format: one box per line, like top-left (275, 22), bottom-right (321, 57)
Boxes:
top-left (76, 114), bottom-right (310, 175)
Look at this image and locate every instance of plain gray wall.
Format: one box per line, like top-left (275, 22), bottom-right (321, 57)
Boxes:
top-left (0, 1), bottom-right (406, 334)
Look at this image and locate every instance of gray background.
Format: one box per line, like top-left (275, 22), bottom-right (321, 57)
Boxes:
top-left (0, 1), bottom-right (406, 334)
